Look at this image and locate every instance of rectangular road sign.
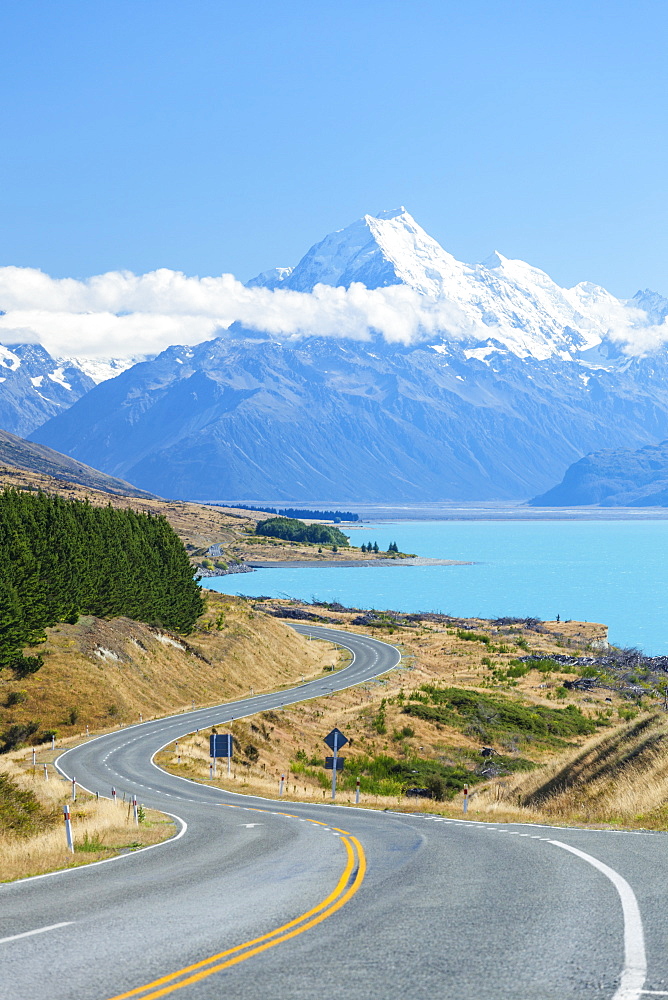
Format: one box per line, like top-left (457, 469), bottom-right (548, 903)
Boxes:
top-left (324, 727), bottom-right (348, 751)
top-left (324, 756), bottom-right (345, 771)
top-left (210, 734), bottom-right (233, 758)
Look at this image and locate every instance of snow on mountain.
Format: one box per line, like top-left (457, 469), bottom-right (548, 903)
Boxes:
top-left (247, 207), bottom-right (660, 362)
top-left (0, 342), bottom-right (95, 436)
top-left (58, 354), bottom-right (149, 384)
top-left (245, 266), bottom-right (294, 290)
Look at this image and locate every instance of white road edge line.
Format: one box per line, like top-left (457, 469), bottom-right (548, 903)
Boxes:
top-left (548, 839), bottom-right (646, 1000)
top-left (0, 922), bottom-right (73, 945)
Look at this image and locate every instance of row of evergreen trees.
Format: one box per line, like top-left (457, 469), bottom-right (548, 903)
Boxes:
top-left (361, 541), bottom-right (399, 553)
top-left (255, 516), bottom-right (350, 546)
top-left (0, 489), bottom-right (204, 673)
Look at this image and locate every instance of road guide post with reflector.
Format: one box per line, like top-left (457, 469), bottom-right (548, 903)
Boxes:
top-left (463, 786), bottom-right (469, 814)
top-left (279, 774), bottom-right (285, 797)
top-left (132, 794), bottom-right (139, 826)
top-left (72, 777), bottom-right (77, 802)
top-left (324, 727), bottom-right (348, 801)
top-left (355, 776), bottom-right (360, 804)
top-left (210, 733), bottom-right (233, 778)
top-left (63, 804), bottom-right (74, 853)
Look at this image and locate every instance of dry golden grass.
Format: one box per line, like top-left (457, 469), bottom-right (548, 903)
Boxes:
top-left (470, 712), bottom-right (668, 828)
top-left (0, 756), bottom-right (175, 882)
top-left (0, 593), bottom-right (339, 741)
top-left (157, 605), bottom-right (668, 829)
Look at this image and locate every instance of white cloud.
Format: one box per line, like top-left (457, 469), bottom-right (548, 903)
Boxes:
top-left (0, 263), bottom-right (663, 361)
top-left (0, 266), bottom-right (478, 359)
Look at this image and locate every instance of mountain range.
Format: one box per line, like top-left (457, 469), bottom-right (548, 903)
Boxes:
top-left (3, 207), bottom-right (668, 501)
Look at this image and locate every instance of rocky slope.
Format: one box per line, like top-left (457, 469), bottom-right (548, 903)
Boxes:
top-left (0, 427), bottom-right (157, 498)
top-left (530, 439), bottom-right (668, 506)
top-left (0, 343), bottom-right (95, 436)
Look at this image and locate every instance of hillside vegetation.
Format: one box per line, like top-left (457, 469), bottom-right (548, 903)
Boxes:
top-left (0, 592), bottom-right (340, 751)
top-left (0, 489), bottom-right (203, 676)
top-left (476, 712), bottom-right (668, 827)
top-left (162, 600), bottom-right (655, 815)
top-left (255, 515), bottom-right (350, 546)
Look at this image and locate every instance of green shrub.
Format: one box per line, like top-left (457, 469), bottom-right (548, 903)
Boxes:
top-left (456, 630), bottom-right (491, 645)
top-left (5, 690), bottom-right (27, 707)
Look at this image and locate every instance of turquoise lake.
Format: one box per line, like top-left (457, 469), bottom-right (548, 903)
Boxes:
top-left (204, 520), bottom-right (668, 655)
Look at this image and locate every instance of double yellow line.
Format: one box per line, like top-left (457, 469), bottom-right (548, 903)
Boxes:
top-left (106, 824), bottom-right (366, 1000)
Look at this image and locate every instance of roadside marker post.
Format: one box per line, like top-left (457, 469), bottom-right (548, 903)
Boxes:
top-left (463, 786), bottom-right (469, 814)
top-left (324, 728), bottom-right (349, 801)
top-left (111, 786), bottom-right (117, 804)
top-left (43, 764), bottom-right (48, 782)
top-left (31, 747), bottom-right (36, 768)
top-left (71, 777), bottom-right (77, 802)
top-left (355, 777), bottom-right (360, 804)
top-left (279, 774), bottom-right (285, 796)
top-left (63, 804), bottom-right (74, 853)
top-left (132, 795), bottom-right (139, 826)
top-left (209, 762), bottom-right (214, 779)
top-left (51, 735), bottom-right (55, 750)
top-left (139, 714), bottom-right (143, 724)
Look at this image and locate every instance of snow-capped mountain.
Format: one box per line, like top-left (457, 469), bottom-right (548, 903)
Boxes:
top-left (0, 343), bottom-right (95, 437)
top-left (247, 207), bottom-right (648, 362)
top-left (15, 206), bottom-right (668, 501)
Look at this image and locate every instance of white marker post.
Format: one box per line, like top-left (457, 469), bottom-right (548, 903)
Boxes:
top-left (209, 762), bottom-right (214, 780)
top-left (279, 774), bottom-right (285, 797)
top-left (132, 795), bottom-right (139, 826)
top-left (355, 776), bottom-right (360, 805)
top-left (31, 747), bottom-right (36, 768)
top-left (51, 734), bottom-right (55, 751)
top-left (43, 764), bottom-right (48, 782)
top-left (139, 713), bottom-right (143, 724)
top-left (111, 786), bottom-right (117, 804)
top-left (463, 786), bottom-right (469, 814)
top-left (63, 804), bottom-right (74, 853)
top-left (71, 777), bottom-right (77, 802)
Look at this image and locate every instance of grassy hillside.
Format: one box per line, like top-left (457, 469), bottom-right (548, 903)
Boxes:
top-left (159, 599), bottom-right (659, 820)
top-left (0, 428), bottom-right (157, 498)
top-left (476, 712), bottom-right (668, 828)
top-left (0, 592), bottom-right (340, 749)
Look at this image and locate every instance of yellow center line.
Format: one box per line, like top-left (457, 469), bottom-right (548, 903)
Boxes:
top-left (106, 833), bottom-right (365, 1000)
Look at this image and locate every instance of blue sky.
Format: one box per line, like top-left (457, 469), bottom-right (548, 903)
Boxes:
top-left (1, 1), bottom-right (666, 296)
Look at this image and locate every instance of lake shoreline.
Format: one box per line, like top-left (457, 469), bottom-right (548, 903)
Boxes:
top-left (247, 556), bottom-right (473, 569)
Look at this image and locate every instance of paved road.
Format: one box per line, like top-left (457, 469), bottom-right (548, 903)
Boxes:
top-left (2, 625), bottom-right (668, 1000)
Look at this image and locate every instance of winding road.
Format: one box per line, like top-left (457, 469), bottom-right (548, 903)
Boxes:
top-left (2, 625), bottom-right (668, 1000)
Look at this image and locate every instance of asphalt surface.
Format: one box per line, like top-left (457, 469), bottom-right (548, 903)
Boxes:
top-left (2, 624), bottom-right (668, 1000)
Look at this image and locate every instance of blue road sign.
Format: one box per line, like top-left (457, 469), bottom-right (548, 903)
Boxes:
top-left (210, 734), bottom-right (233, 758)
top-left (324, 727), bottom-right (348, 751)
top-left (325, 756), bottom-right (345, 771)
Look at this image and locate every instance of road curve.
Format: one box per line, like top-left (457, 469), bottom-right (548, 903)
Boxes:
top-left (2, 624), bottom-right (668, 1000)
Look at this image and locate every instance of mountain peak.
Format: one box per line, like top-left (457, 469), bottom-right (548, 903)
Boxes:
top-left (480, 251), bottom-right (506, 269)
top-left (372, 207), bottom-right (408, 221)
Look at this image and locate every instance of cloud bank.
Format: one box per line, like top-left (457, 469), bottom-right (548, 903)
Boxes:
top-left (0, 264), bottom-right (665, 361)
top-left (0, 266), bottom-right (477, 359)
